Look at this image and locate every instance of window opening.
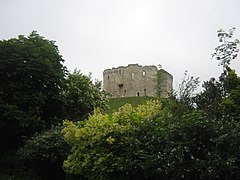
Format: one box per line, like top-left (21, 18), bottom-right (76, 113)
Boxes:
top-left (124, 89), bottom-right (126, 96)
top-left (131, 72), bottom-right (135, 79)
top-left (119, 84), bottom-right (123, 88)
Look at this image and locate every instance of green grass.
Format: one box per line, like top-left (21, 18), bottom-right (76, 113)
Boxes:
top-left (105, 96), bottom-right (157, 114)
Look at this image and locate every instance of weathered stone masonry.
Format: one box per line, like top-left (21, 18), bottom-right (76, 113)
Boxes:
top-left (103, 64), bottom-right (173, 98)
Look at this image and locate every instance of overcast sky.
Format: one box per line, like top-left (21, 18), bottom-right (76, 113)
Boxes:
top-left (1, 0), bottom-right (240, 90)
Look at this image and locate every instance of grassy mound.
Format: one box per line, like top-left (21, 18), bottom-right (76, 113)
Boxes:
top-left (105, 96), bottom-right (157, 114)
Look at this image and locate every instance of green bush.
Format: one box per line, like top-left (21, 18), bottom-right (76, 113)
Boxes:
top-left (16, 126), bottom-right (70, 179)
top-left (62, 100), bottom-right (163, 179)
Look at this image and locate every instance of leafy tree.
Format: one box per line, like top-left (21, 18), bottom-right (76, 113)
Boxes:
top-left (194, 78), bottom-right (223, 119)
top-left (219, 67), bottom-right (240, 121)
top-left (159, 112), bottom-right (217, 179)
top-left (212, 27), bottom-right (240, 67)
top-left (62, 100), bottom-right (162, 179)
top-left (166, 71), bottom-right (200, 116)
top-left (154, 110), bottom-right (240, 179)
top-left (64, 70), bottom-right (108, 121)
top-left (195, 28), bottom-right (240, 121)
top-left (178, 70), bottom-right (200, 107)
top-left (0, 31), bottom-right (66, 152)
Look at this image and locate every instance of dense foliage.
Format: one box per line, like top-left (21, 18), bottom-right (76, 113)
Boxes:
top-left (17, 126), bottom-right (70, 179)
top-left (64, 70), bottom-right (107, 121)
top-left (0, 31), bottom-right (66, 152)
top-left (62, 100), bottom-right (163, 179)
top-left (195, 67), bottom-right (240, 121)
top-left (0, 32), bottom-right (107, 178)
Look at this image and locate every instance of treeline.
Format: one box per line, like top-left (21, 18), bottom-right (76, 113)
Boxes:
top-left (0, 28), bottom-right (240, 179)
top-left (0, 31), bottom-right (107, 179)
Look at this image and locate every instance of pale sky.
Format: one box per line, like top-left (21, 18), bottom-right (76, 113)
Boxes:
top-left (1, 0), bottom-right (240, 90)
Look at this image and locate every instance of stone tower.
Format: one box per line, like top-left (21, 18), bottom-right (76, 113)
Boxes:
top-left (103, 64), bottom-right (173, 98)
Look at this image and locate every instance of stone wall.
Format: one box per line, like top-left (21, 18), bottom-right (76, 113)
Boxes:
top-left (103, 64), bottom-right (173, 98)
top-left (158, 69), bottom-right (173, 98)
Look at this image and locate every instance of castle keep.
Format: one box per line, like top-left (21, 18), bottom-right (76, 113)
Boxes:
top-left (103, 64), bottom-right (173, 98)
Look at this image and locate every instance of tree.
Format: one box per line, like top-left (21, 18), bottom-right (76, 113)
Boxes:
top-left (64, 70), bottom-right (108, 121)
top-left (219, 67), bottom-right (240, 121)
top-left (0, 31), bottom-right (66, 152)
top-left (194, 78), bottom-right (223, 119)
top-left (62, 100), bottom-right (162, 179)
top-left (167, 70), bottom-right (200, 115)
top-left (195, 28), bottom-right (240, 121)
top-left (178, 70), bottom-right (200, 106)
top-left (212, 27), bottom-right (240, 68)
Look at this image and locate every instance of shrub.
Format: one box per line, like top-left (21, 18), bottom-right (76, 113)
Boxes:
top-left (16, 126), bottom-right (70, 179)
top-left (62, 100), bottom-right (163, 179)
